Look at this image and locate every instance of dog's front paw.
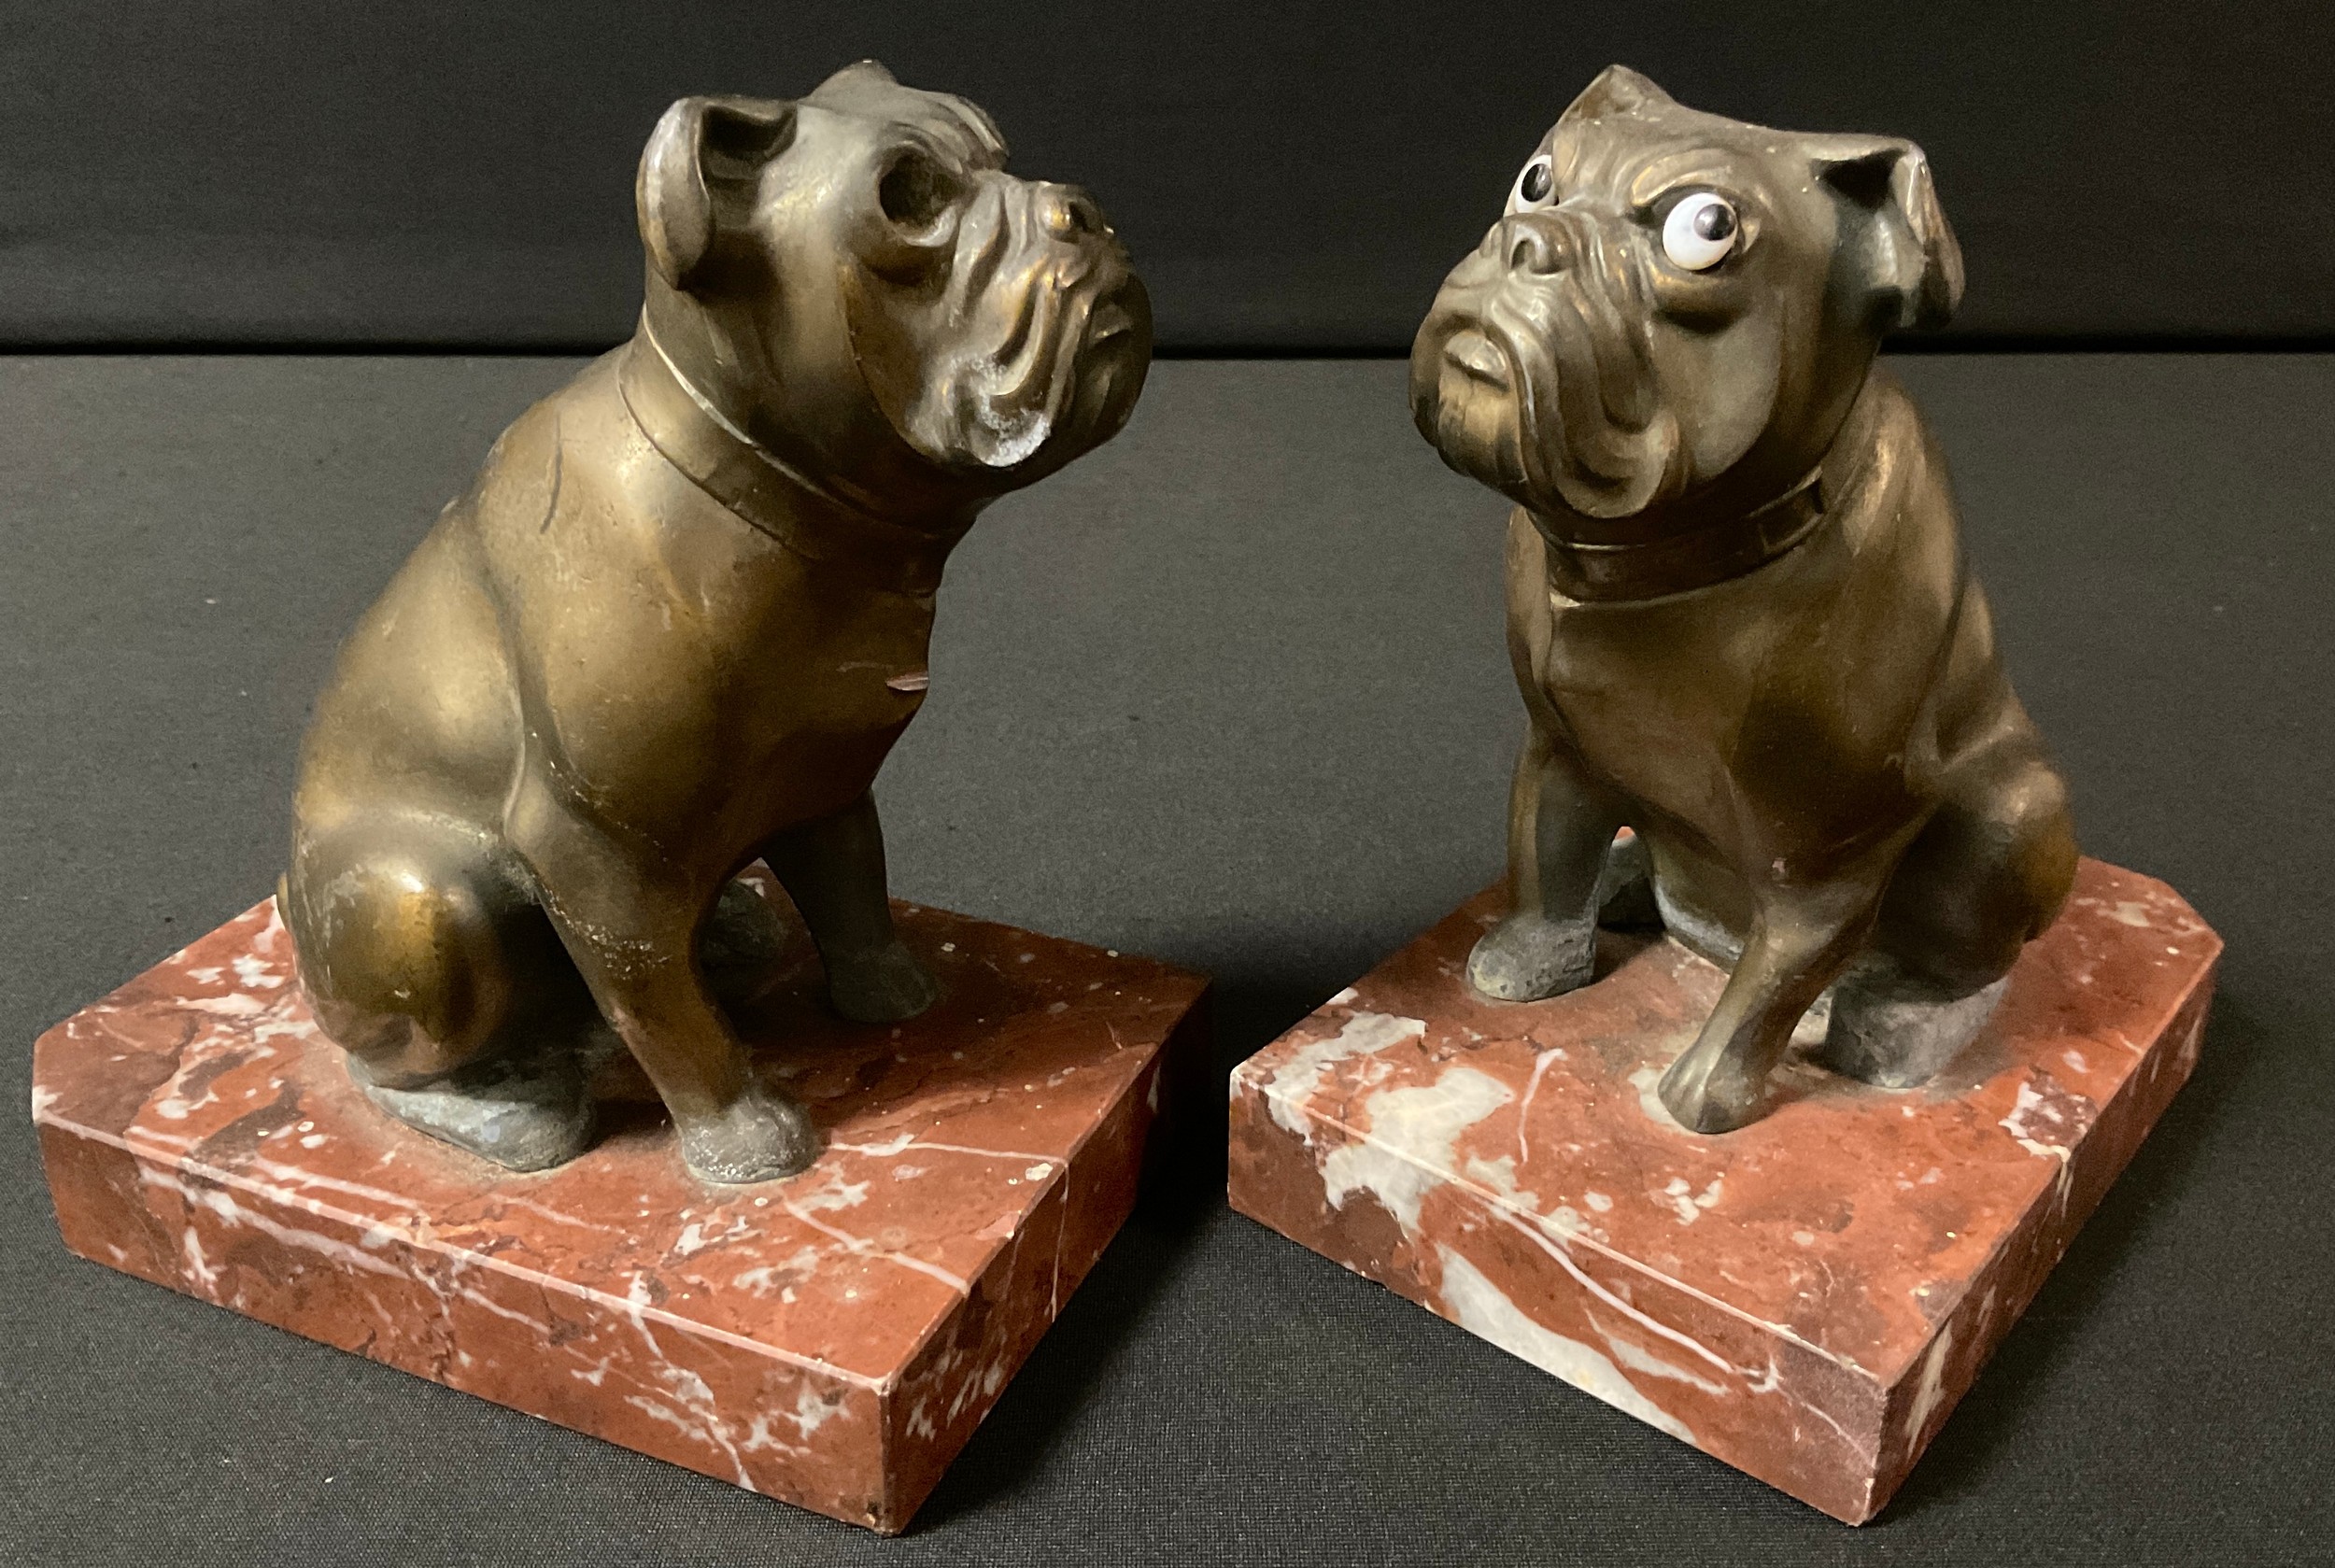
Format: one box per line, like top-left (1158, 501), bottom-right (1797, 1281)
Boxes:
top-left (1466, 913), bottom-right (1596, 1002)
top-left (1656, 1038), bottom-right (1765, 1135)
top-left (677, 1085), bottom-right (821, 1183)
top-left (825, 940), bottom-right (941, 1024)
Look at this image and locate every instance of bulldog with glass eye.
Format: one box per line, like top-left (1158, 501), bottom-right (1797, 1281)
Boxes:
top-left (279, 62), bottom-right (1151, 1182)
top-left (1410, 65), bottom-right (2077, 1134)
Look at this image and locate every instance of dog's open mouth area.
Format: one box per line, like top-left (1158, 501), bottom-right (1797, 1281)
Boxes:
top-left (1414, 318), bottom-right (1534, 501)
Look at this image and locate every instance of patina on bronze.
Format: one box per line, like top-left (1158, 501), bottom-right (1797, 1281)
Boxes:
top-left (280, 62), bottom-right (1152, 1182)
top-left (1410, 65), bottom-right (2076, 1133)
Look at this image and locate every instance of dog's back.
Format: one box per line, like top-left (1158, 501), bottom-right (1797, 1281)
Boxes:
top-left (285, 373), bottom-right (581, 857)
top-left (296, 346), bottom-right (935, 878)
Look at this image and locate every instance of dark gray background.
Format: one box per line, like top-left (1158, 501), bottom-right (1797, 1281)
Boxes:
top-left (6, 1), bottom-right (2332, 349)
top-left (4, 352), bottom-right (2329, 1563)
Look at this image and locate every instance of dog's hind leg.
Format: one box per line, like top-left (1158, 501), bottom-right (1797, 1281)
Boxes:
top-left (281, 817), bottom-right (595, 1171)
top-left (1818, 746), bottom-right (2076, 1087)
top-left (1467, 722), bottom-right (1629, 1001)
top-left (696, 875), bottom-right (796, 1011)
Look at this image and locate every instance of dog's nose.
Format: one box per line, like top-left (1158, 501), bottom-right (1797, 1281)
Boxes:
top-left (1504, 215), bottom-right (1574, 276)
top-left (1039, 183), bottom-right (1106, 240)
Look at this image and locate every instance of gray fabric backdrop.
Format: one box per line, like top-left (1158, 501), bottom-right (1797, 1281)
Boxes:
top-left (3, 353), bottom-right (2329, 1563)
top-left (6, 2), bottom-right (2332, 349)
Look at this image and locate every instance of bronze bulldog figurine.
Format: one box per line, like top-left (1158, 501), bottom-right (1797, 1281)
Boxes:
top-left (1411, 66), bottom-right (2076, 1133)
top-left (280, 63), bottom-right (1151, 1181)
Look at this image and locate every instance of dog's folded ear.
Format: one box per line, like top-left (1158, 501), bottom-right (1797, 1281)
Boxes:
top-left (806, 58), bottom-right (900, 106)
top-left (1562, 64), bottom-right (1678, 125)
top-left (638, 95), bottom-right (798, 294)
top-left (1811, 136), bottom-right (1964, 332)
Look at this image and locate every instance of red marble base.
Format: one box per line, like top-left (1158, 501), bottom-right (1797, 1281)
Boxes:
top-left (1228, 858), bottom-right (2215, 1523)
top-left (35, 884), bottom-right (1207, 1534)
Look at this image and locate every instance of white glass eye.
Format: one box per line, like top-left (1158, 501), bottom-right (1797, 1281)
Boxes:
top-left (1662, 192), bottom-right (1739, 270)
top-left (1509, 154), bottom-right (1555, 213)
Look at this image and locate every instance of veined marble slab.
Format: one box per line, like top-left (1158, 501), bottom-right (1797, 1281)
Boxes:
top-left (35, 882), bottom-right (1208, 1533)
top-left (1229, 857), bottom-right (2215, 1523)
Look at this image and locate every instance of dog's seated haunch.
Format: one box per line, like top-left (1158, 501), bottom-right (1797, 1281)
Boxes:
top-left (280, 63), bottom-right (1151, 1182)
top-left (1410, 66), bottom-right (2076, 1134)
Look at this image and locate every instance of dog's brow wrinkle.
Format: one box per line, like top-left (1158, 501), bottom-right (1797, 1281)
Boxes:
top-left (900, 106), bottom-right (1000, 171)
top-left (1628, 150), bottom-right (1738, 210)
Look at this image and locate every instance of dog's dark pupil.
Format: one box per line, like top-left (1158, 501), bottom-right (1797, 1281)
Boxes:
top-left (1521, 162), bottom-right (1552, 203)
top-left (1694, 203), bottom-right (1736, 241)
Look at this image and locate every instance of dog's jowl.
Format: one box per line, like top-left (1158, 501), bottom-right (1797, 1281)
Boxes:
top-left (281, 63), bottom-right (1153, 1182)
top-left (1410, 65), bottom-right (2076, 1134)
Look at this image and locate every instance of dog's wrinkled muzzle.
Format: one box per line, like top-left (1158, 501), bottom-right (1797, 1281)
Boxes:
top-left (1417, 203), bottom-right (1682, 520)
top-left (900, 175), bottom-right (1148, 474)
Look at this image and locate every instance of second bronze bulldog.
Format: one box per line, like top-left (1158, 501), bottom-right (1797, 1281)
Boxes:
top-left (1412, 67), bottom-right (2077, 1133)
top-left (281, 63), bottom-right (1151, 1182)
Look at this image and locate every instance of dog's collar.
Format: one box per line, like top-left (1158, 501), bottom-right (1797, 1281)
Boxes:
top-left (1537, 474), bottom-right (1829, 604)
top-left (616, 326), bottom-right (969, 595)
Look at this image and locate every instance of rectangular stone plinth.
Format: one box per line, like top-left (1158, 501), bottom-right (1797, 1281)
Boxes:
top-left (35, 886), bottom-right (1208, 1534)
top-left (1229, 858), bottom-right (2215, 1523)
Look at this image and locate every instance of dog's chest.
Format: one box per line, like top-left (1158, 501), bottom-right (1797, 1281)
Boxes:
top-left (500, 536), bottom-right (938, 845)
top-left (1534, 562), bottom-right (1927, 864)
top-left (1537, 600), bottom-right (1765, 816)
top-left (727, 586), bottom-right (936, 792)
